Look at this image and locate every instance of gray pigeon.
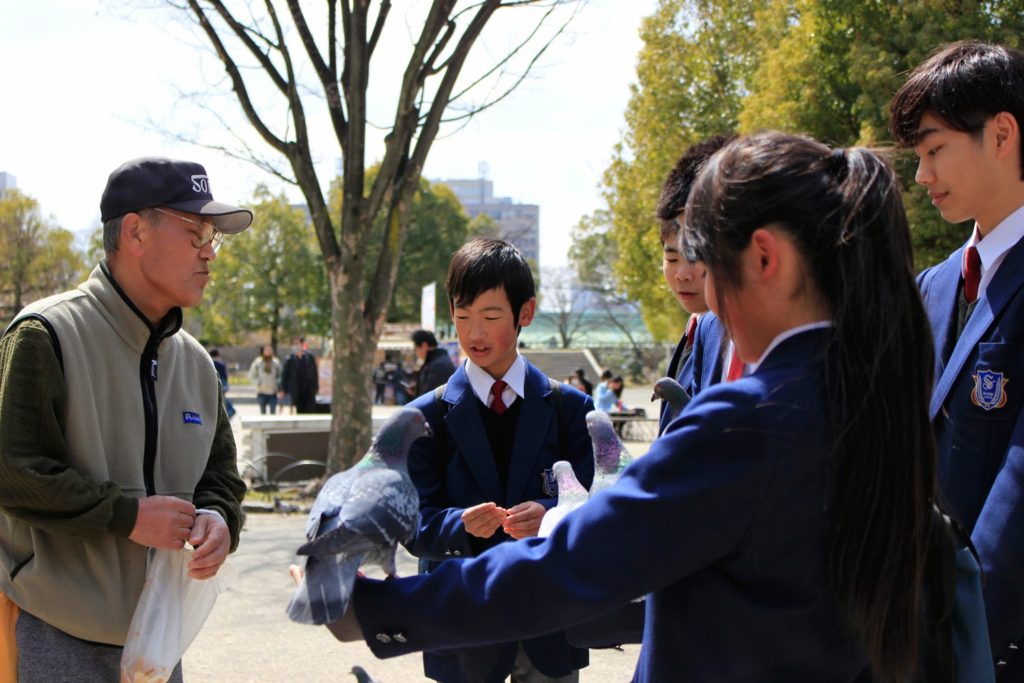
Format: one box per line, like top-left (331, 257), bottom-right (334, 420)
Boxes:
top-left (537, 460), bottom-right (589, 538)
top-left (350, 666), bottom-right (379, 683)
top-left (286, 407), bottom-right (430, 625)
top-left (652, 376), bottom-right (691, 424)
top-left (586, 410), bottom-right (631, 496)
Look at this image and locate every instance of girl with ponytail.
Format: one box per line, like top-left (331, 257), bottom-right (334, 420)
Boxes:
top-left (684, 131), bottom-right (937, 679)
top-left (312, 132), bottom-right (937, 683)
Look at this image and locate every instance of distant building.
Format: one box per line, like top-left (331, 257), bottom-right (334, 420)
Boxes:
top-left (0, 172), bottom-right (16, 196)
top-left (438, 177), bottom-right (540, 265)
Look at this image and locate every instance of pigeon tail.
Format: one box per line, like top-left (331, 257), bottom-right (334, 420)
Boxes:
top-left (286, 553), bottom-right (364, 625)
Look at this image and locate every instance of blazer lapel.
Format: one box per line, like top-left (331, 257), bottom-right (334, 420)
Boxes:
top-left (925, 248), bottom-right (965, 379)
top-left (444, 370), bottom-right (504, 501)
top-left (506, 364), bottom-right (554, 506)
top-left (930, 237), bottom-right (1024, 419)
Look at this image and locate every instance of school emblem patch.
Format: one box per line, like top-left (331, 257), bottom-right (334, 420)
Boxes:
top-left (971, 370), bottom-right (1009, 411)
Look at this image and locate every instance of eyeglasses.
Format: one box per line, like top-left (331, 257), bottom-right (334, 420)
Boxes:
top-left (152, 207), bottom-right (225, 252)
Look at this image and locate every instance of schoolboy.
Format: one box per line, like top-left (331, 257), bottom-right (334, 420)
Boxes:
top-left (654, 135), bottom-right (733, 434)
top-left (890, 40), bottom-right (1024, 675)
top-left (405, 238), bottom-right (595, 683)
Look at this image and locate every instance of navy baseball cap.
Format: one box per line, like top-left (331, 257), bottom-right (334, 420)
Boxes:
top-left (100, 157), bottom-right (253, 233)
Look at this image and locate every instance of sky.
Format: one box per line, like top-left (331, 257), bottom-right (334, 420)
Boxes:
top-left (0, 1), bottom-right (655, 271)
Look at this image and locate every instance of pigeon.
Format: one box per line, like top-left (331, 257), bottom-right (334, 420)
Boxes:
top-left (286, 407), bottom-right (430, 625)
top-left (652, 376), bottom-right (691, 425)
top-left (537, 460), bottom-right (590, 538)
top-left (350, 666), bottom-right (380, 683)
top-left (586, 410), bottom-right (631, 496)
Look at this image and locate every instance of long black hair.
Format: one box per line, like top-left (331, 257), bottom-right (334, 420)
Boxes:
top-left (684, 132), bottom-right (936, 680)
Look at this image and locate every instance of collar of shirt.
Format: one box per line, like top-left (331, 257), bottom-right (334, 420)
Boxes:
top-left (718, 341), bottom-right (742, 384)
top-left (748, 321), bottom-right (833, 375)
top-left (971, 203), bottom-right (1024, 300)
top-left (465, 354), bottom-right (526, 409)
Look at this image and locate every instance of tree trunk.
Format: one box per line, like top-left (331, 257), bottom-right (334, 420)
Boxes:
top-left (326, 262), bottom-right (374, 473)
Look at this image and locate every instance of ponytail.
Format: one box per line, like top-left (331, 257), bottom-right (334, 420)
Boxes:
top-left (685, 133), bottom-right (936, 680)
top-left (825, 147), bottom-right (935, 681)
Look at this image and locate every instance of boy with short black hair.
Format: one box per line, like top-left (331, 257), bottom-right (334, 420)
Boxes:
top-left (654, 135), bottom-right (733, 434)
top-left (406, 238), bottom-right (595, 683)
top-left (891, 40), bottom-right (1024, 675)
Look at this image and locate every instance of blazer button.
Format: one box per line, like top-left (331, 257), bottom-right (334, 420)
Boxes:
top-left (394, 632), bottom-right (408, 643)
top-left (444, 550), bottom-right (452, 556)
top-left (453, 550), bottom-right (462, 556)
top-left (997, 658), bottom-right (1007, 667)
top-left (1010, 642), bottom-right (1020, 651)
top-left (376, 633), bottom-right (392, 644)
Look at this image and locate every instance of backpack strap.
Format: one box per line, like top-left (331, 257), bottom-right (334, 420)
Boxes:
top-left (433, 383), bottom-right (449, 458)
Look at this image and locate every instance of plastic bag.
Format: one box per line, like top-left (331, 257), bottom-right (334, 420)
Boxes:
top-left (120, 548), bottom-right (221, 683)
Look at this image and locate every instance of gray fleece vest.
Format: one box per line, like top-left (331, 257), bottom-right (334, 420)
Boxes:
top-left (0, 264), bottom-right (221, 644)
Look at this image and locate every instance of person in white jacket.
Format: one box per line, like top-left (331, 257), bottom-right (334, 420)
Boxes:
top-left (249, 345), bottom-right (282, 414)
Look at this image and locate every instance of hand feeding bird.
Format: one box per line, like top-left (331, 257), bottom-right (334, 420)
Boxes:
top-left (286, 407), bottom-right (431, 625)
top-left (537, 460), bottom-right (590, 538)
top-left (586, 410), bottom-right (631, 496)
top-left (652, 376), bottom-right (691, 425)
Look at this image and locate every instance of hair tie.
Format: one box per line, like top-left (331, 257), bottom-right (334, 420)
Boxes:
top-left (828, 148), bottom-right (848, 182)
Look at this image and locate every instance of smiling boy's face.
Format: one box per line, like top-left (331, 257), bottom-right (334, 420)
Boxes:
top-left (452, 286), bottom-right (536, 379)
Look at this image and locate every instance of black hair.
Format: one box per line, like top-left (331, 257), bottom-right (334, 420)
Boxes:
top-left (600, 369), bottom-right (613, 380)
top-left (446, 238), bottom-right (536, 323)
top-left (890, 40), bottom-right (1024, 178)
top-left (411, 329), bottom-right (438, 348)
top-left (657, 135), bottom-right (736, 246)
top-left (209, 348), bottom-right (220, 358)
top-left (684, 132), bottom-right (936, 680)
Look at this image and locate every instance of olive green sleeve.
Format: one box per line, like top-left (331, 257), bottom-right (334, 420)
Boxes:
top-left (192, 383), bottom-right (247, 552)
top-left (0, 319), bottom-right (138, 538)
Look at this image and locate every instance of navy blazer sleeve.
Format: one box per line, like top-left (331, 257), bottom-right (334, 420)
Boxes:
top-left (357, 383), bottom-right (780, 657)
top-left (973, 406), bottom-right (1024, 662)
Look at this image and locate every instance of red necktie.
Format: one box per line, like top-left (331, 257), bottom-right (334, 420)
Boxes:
top-left (962, 245), bottom-right (981, 304)
top-left (490, 380), bottom-right (508, 415)
top-left (725, 345), bottom-right (744, 382)
top-left (684, 314), bottom-right (698, 351)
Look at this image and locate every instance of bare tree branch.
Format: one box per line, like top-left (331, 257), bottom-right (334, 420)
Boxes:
top-left (367, 0), bottom-right (391, 59)
top-left (285, 0), bottom-right (348, 147)
top-left (184, 0), bottom-right (290, 155)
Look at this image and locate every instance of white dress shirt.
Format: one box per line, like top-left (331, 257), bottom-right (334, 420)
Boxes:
top-left (465, 354), bottom-right (526, 410)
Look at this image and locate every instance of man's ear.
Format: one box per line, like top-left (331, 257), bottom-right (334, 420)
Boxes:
top-left (120, 213), bottom-right (147, 256)
top-left (518, 297), bottom-right (537, 328)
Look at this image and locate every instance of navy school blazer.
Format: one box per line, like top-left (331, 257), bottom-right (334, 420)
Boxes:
top-left (658, 313), bottom-right (727, 435)
top-left (918, 234), bottom-right (1024, 674)
top-left (405, 359), bottom-right (595, 682)
top-left (357, 330), bottom-right (871, 682)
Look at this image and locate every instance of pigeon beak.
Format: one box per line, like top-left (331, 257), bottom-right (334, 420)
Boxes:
top-left (424, 422), bottom-right (434, 438)
top-left (650, 391), bottom-right (658, 402)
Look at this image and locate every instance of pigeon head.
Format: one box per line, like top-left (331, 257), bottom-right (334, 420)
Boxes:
top-left (652, 376), bottom-right (688, 408)
top-left (553, 460), bottom-right (588, 500)
top-left (585, 410), bottom-right (624, 474)
top-left (370, 407), bottom-right (431, 466)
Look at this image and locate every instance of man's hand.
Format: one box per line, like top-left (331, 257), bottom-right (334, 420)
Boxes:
top-left (187, 512), bottom-right (231, 579)
top-left (503, 501), bottom-right (545, 539)
top-left (461, 502), bottom-right (507, 539)
top-left (128, 495), bottom-right (196, 550)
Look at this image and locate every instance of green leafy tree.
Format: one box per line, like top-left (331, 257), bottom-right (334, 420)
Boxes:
top-left (0, 190), bottom-right (85, 323)
top-left (194, 186), bottom-right (329, 349)
top-left (601, 0), bottom-right (762, 341)
top-left (467, 212), bottom-right (501, 240)
top-left (593, 0), bottom-right (1024, 343)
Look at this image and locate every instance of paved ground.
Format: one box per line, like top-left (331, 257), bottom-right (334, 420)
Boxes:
top-left (182, 385), bottom-right (657, 682)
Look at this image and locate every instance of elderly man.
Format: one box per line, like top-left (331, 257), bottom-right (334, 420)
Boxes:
top-left (0, 157), bottom-right (250, 681)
